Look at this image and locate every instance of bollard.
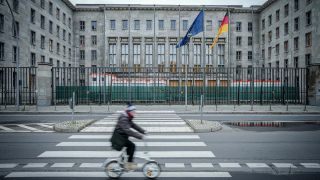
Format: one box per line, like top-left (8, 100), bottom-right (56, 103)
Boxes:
top-left (107, 101), bottom-right (110, 112)
top-left (286, 99), bottom-right (288, 111)
top-left (200, 95), bottom-right (203, 124)
top-left (35, 90), bottom-right (38, 112)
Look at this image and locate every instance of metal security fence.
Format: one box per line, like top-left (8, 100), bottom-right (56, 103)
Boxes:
top-left (0, 67), bottom-right (37, 105)
top-left (52, 67), bottom-right (307, 105)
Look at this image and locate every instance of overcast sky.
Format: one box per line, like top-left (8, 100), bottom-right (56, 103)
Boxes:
top-left (69, 0), bottom-right (266, 7)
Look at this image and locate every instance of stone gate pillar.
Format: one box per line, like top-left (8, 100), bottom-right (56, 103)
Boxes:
top-left (37, 62), bottom-right (52, 106)
top-left (307, 65), bottom-right (320, 106)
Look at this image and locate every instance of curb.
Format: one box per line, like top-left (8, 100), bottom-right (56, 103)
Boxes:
top-left (185, 119), bottom-right (222, 133)
top-left (53, 119), bottom-right (96, 133)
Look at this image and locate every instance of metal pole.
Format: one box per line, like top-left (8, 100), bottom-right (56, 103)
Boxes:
top-left (5, 0), bottom-right (20, 110)
top-left (200, 94), bottom-right (203, 124)
top-left (153, 4), bottom-right (156, 103)
top-left (250, 6), bottom-right (254, 111)
top-left (72, 91), bottom-right (75, 120)
top-left (128, 5), bottom-right (131, 101)
top-left (227, 7), bottom-right (231, 68)
top-left (202, 7), bottom-right (206, 107)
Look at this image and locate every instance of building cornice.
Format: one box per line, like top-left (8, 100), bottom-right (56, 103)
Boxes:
top-left (61, 0), bottom-right (76, 10)
top-left (256, 0), bottom-right (278, 12)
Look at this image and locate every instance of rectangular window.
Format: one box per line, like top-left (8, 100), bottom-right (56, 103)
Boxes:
top-left (146, 20), bottom-right (152, 30)
top-left (31, 31), bottom-right (36, 46)
top-left (306, 32), bottom-right (312, 47)
top-left (121, 44), bottom-right (128, 65)
top-left (294, 57), bottom-right (299, 68)
top-left (68, 33), bottom-right (71, 44)
top-left (193, 44), bottom-right (201, 65)
top-left (31, 53), bottom-right (36, 66)
top-left (276, 10), bottom-right (280, 22)
top-left (284, 22), bottom-right (288, 35)
top-left (262, 19), bottom-right (265, 30)
top-left (206, 20), bottom-right (212, 31)
top-left (68, 48), bottom-right (71, 59)
top-left (56, 43), bottom-right (60, 54)
top-left (63, 46), bottom-right (66, 57)
top-left (170, 20), bottom-right (176, 30)
top-left (41, 55), bottom-right (45, 63)
top-left (80, 35), bottom-right (85, 46)
top-left (294, 0), bottom-right (299, 11)
top-left (181, 45), bottom-right (189, 65)
top-left (57, 60), bottom-right (60, 67)
top-left (157, 44), bottom-right (165, 64)
top-left (276, 27), bottom-right (279, 39)
top-left (217, 44), bottom-right (224, 67)
top-left (41, 15), bottom-right (45, 29)
top-left (0, 14), bottom-right (3, 32)
top-left (80, 21), bottom-right (85, 31)
top-left (91, 50), bottom-right (97, 61)
top-left (159, 20), bottom-right (164, 30)
top-left (41, 35), bottom-right (45, 49)
top-left (183, 20), bottom-right (188, 31)
top-left (262, 49), bottom-right (265, 59)
top-left (49, 21), bottom-right (53, 34)
top-left (236, 22), bottom-right (242, 32)
top-left (268, 31), bottom-right (272, 42)
top-left (236, 36), bottom-right (242, 46)
top-left (284, 4), bottom-right (289, 17)
top-left (0, 42), bottom-right (4, 61)
top-left (169, 44), bottom-right (177, 65)
top-left (49, 39), bottom-right (53, 52)
top-left (109, 44), bottom-right (116, 65)
top-left (110, 20), bottom-right (115, 30)
top-left (262, 34), bottom-right (265, 44)
top-left (49, 58), bottom-right (53, 65)
top-left (284, 41), bottom-right (288, 52)
top-left (276, 44), bottom-right (280, 55)
top-left (80, 50), bottom-right (85, 60)
top-left (56, 25), bottom-right (60, 38)
top-left (133, 44), bottom-right (141, 64)
top-left (40, 0), bottom-right (45, 9)
top-left (91, 35), bottom-right (97, 45)
top-left (63, 29), bottom-right (66, 40)
top-left (12, 21), bottom-right (19, 37)
top-left (13, 0), bottom-right (18, 12)
top-left (284, 59), bottom-right (288, 68)
top-left (248, 22), bottom-right (252, 32)
top-left (31, 9), bottom-right (35, 23)
top-left (248, 37), bottom-right (252, 46)
top-left (68, 18), bottom-right (71, 28)
top-left (294, 17), bottom-right (299, 31)
top-left (268, 15), bottom-right (272, 26)
top-left (145, 44), bottom-right (153, 66)
top-left (134, 20), bottom-right (140, 30)
top-left (306, 11), bottom-right (312, 26)
top-left (294, 37), bottom-right (299, 50)
top-left (205, 44), bottom-right (212, 65)
top-left (305, 54), bottom-right (311, 66)
top-left (236, 51), bottom-right (242, 61)
top-left (12, 46), bottom-right (18, 62)
top-left (49, 2), bottom-right (53, 15)
top-left (56, 8), bottom-right (60, 20)
top-left (91, 21), bottom-right (97, 31)
top-left (122, 20), bottom-right (128, 30)
top-left (63, 13), bottom-right (66, 24)
top-left (268, 47), bottom-right (271, 59)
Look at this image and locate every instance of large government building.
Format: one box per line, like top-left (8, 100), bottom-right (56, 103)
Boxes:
top-left (0, 0), bottom-right (319, 70)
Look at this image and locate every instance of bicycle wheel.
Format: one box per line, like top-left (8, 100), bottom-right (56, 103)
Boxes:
top-left (105, 160), bottom-right (122, 179)
top-left (142, 161), bottom-right (161, 179)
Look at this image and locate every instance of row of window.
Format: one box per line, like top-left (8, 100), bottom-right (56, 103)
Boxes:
top-left (78, 20), bottom-right (251, 32)
top-left (31, 0), bottom-right (72, 29)
top-left (262, 4), bottom-right (312, 30)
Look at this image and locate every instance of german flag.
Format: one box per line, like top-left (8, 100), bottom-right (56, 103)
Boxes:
top-left (210, 12), bottom-right (228, 49)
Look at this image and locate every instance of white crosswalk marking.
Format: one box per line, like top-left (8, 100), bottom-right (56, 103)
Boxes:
top-left (301, 163), bottom-right (320, 168)
top-left (272, 163), bottom-right (297, 168)
top-left (219, 163), bottom-right (241, 168)
top-left (82, 126), bottom-right (192, 132)
top-left (0, 125), bottom-right (14, 131)
top-left (36, 123), bottom-right (53, 129)
top-left (96, 121), bottom-right (186, 125)
top-left (17, 124), bottom-right (41, 131)
top-left (23, 163), bottom-right (47, 168)
top-left (56, 141), bottom-right (206, 147)
top-left (246, 163), bottom-right (269, 168)
top-left (51, 163), bottom-right (75, 168)
top-left (68, 134), bottom-right (200, 139)
top-left (0, 164), bottom-right (18, 168)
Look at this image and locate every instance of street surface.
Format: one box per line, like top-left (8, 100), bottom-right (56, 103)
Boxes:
top-left (0, 111), bottom-right (320, 179)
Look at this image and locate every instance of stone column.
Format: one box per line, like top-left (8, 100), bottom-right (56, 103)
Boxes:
top-left (37, 62), bottom-right (52, 106)
top-left (307, 65), bottom-right (320, 106)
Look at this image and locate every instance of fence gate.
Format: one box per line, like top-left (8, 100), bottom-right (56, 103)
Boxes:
top-left (51, 67), bottom-right (307, 105)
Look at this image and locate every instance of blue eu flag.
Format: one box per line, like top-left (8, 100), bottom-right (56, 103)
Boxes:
top-left (176, 10), bottom-right (204, 48)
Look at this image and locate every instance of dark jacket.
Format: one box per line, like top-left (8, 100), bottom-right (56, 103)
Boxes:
top-left (114, 112), bottom-right (145, 139)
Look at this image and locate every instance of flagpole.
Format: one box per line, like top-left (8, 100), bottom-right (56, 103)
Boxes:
top-left (250, 6), bottom-right (254, 110)
top-left (202, 6), bottom-right (205, 105)
top-left (153, 4), bottom-right (156, 103)
top-left (128, 4), bottom-right (131, 101)
top-left (228, 7), bottom-right (231, 68)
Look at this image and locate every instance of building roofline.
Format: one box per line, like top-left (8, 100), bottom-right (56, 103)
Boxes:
top-left (62, 0), bottom-right (76, 10)
top-left (257, 0), bottom-right (278, 12)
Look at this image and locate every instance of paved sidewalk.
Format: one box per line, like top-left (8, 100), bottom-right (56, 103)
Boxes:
top-left (0, 104), bottom-right (319, 114)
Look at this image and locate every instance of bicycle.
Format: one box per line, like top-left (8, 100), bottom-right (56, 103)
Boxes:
top-left (104, 140), bottom-right (161, 179)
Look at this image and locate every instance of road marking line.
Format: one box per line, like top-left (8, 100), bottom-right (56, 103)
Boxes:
top-left (38, 151), bottom-right (215, 158)
top-left (23, 163), bottom-right (47, 168)
top-left (0, 164), bottom-right (18, 168)
top-left (69, 134), bottom-right (200, 139)
top-left (300, 163), bottom-right (320, 168)
top-left (191, 163), bottom-right (214, 168)
top-left (36, 123), bottom-right (53, 129)
top-left (165, 163), bottom-right (185, 168)
top-left (0, 125), bottom-right (14, 131)
top-left (116, 111), bottom-right (175, 113)
top-left (51, 163), bottom-right (75, 168)
top-left (219, 163), bottom-right (241, 168)
top-left (5, 171), bottom-right (231, 178)
top-left (16, 124), bottom-right (40, 131)
top-left (79, 163), bottom-right (103, 168)
top-left (56, 141), bottom-right (206, 147)
top-left (246, 163), bottom-right (269, 168)
top-left (272, 163), bottom-right (297, 168)
top-left (96, 122), bottom-right (186, 125)
top-left (81, 126), bottom-right (193, 132)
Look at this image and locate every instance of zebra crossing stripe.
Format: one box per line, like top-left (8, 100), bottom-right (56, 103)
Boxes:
top-left (51, 163), bottom-right (75, 168)
top-left (5, 171), bottom-right (231, 178)
top-left (81, 126), bottom-right (192, 132)
top-left (95, 121), bottom-right (186, 125)
top-left (0, 164), bottom-right (18, 168)
top-left (246, 163), bottom-right (269, 168)
top-left (272, 163), bottom-right (297, 168)
top-left (300, 163), bottom-right (320, 168)
top-left (38, 151), bottom-right (215, 158)
top-left (116, 111), bottom-right (175, 113)
top-left (17, 124), bottom-right (40, 131)
top-left (56, 141), bottom-right (206, 147)
top-left (0, 125), bottom-right (14, 131)
top-left (219, 163), bottom-right (241, 168)
top-left (23, 163), bottom-right (47, 168)
top-left (68, 134), bottom-right (200, 139)
top-left (36, 123), bottom-right (53, 129)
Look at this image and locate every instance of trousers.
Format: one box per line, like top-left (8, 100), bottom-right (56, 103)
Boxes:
top-left (124, 139), bottom-right (135, 162)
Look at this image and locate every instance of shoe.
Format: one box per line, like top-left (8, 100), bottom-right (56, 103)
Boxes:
top-left (124, 162), bottom-right (137, 171)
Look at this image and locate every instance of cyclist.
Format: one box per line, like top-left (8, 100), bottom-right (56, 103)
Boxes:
top-left (113, 103), bottom-right (147, 170)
